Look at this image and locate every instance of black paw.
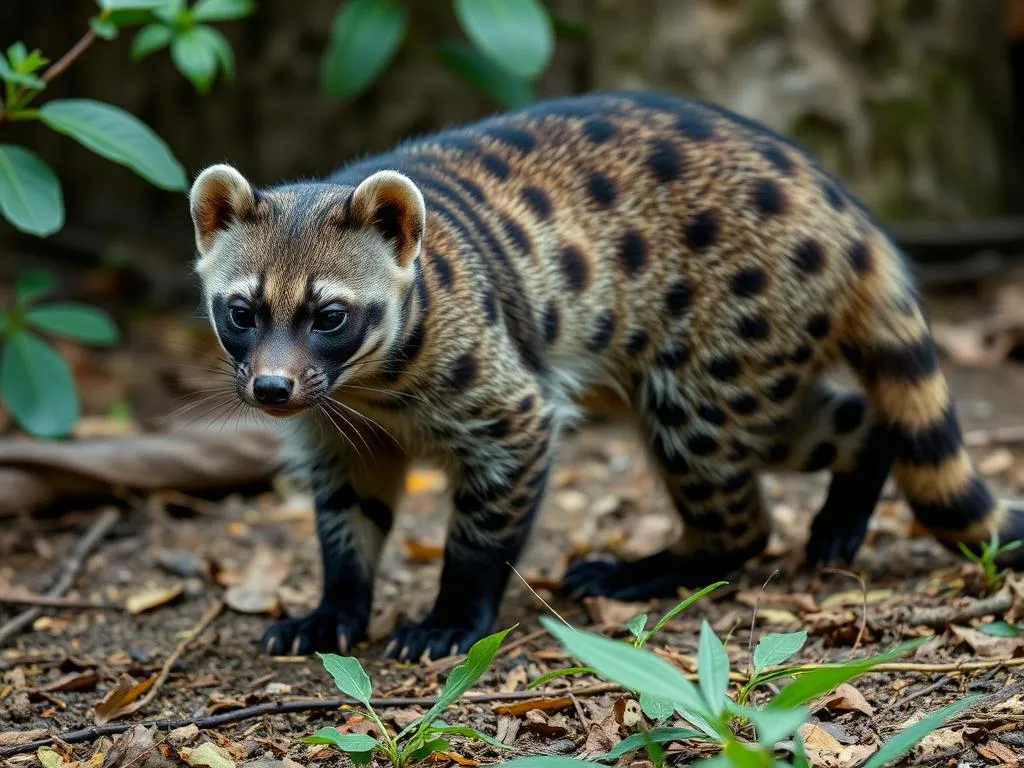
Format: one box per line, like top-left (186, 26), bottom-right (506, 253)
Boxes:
top-left (384, 615), bottom-right (492, 662)
top-left (261, 606), bottom-right (366, 656)
top-left (805, 506), bottom-right (869, 567)
top-left (560, 550), bottom-right (696, 602)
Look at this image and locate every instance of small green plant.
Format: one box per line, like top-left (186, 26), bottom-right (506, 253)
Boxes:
top-left (0, 270), bottom-right (119, 437)
top-left (958, 529), bottom-right (1021, 594)
top-left (305, 627), bottom-right (517, 767)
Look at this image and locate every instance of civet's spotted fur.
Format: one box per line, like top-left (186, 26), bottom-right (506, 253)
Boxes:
top-left (189, 91), bottom-right (1024, 661)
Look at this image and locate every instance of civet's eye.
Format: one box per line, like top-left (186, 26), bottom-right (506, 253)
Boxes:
top-left (312, 304), bottom-right (348, 333)
top-left (228, 300), bottom-right (256, 330)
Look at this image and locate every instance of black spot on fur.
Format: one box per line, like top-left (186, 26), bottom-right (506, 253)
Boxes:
top-left (791, 344), bottom-right (814, 365)
top-left (587, 171), bottom-right (616, 208)
top-left (681, 481), bottom-right (715, 503)
top-left (727, 440), bottom-right (752, 461)
top-left (542, 301), bottom-right (560, 345)
top-left (867, 338), bottom-right (939, 384)
top-left (482, 290), bottom-right (498, 325)
top-left (431, 252), bottom-right (454, 290)
top-left (482, 124), bottom-right (536, 152)
top-left (521, 186), bottom-right (552, 219)
top-left (582, 117), bottom-right (616, 144)
top-left (647, 139), bottom-right (682, 183)
top-left (587, 310), bottom-right (617, 353)
top-left (502, 216), bottom-right (530, 257)
top-left (768, 373), bottom-right (799, 402)
top-left (652, 434), bottom-right (690, 474)
top-left (674, 105), bottom-right (714, 140)
top-left (792, 239), bottom-right (825, 274)
top-left (687, 432), bottom-right (719, 456)
top-left (665, 279), bottom-right (693, 316)
top-left (833, 398), bottom-right (865, 435)
top-left (657, 345), bottom-right (690, 369)
top-left (381, 320), bottom-right (425, 383)
top-left (684, 210), bottom-right (718, 251)
top-left (448, 352), bottom-right (477, 393)
top-left (518, 395), bottom-right (534, 414)
top-left (722, 469), bottom-right (752, 493)
top-left (731, 266), bottom-right (766, 298)
top-left (653, 397), bottom-right (689, 427)
top-left (618, 230), bottom-right (647, 276)
top-left (737, 314), bottom-right (771, 341)
top-left (365, 300), bottom-right (385, 328)
top-left (893, 406), bottom-right (962, 465)
top-left (626, 330), bottom-right (650, 356)
top-left (728, 393), bottom-right (760, 415)
top-left (848, 240), bottom-right (871, 273)
top-left (698, 402), bottom-right (727, 425)
top-left (806, 313), bottom-right (831, 339)
top-left (708, 355), bottom-right (740, 382)
top-left (481, 153), bottom-right (510, 180)
top-left (910, 476), bottom-right (993, 528)
top-left (822, 180), bottom-right (845, 210)
top-left (760, 144), bottom-right (794, 174)
top-left (765, 442), bottom-right (790, 464)
top-left (754, 178), bottom-right (786, 215)
top-left (805, 441), bottom-right (838, 472)
top-left (484, 418), bottom-right (511, 439)
top-left (559, 245), bottom-right (589, 293)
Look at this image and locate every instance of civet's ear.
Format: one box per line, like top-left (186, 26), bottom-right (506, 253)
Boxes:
top-left (189, 164), bottom-right (257, 256)
top-left (349, 170), bottom-right (426, 269)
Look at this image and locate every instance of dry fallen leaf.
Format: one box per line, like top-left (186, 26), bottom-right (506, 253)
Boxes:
top-left (757, 608), bottom-right (801, 626)
top-left (819, 683), bottom-right (874, 716)
top-left (976, 741), bottom-right (1020, 765)
top-left (433, 752), bottom-right (479, 766)
top-left (583, 596), bottom-right (649, 628)
top-left (93, 674), bottom-right (158, 725)
top-left (181, 742), bottom-right (236, 768)
top-left (493, 697), bottom-right (573, 716)
top-left (101, 724), bottom-right (159, 768)
top-left (0, 729), bottom-right (48, 747)
top-left (223, 547), bottom-right (290, 615)
top-left (800, 723), bottom-right (843, 753)
top-left (736, 590), bottom-right (818, 614)
top-left (917, 727), bottom-right (964, 755)
top-left (403, 537), bottom-right (445, 563)
top-left (522, 709), bottom-right (570, 738)
top-left (38, 671), bottom-right (101, 693)
top-left (166, 725), bottom-right (201, 748)
top-left (820, 589), bottom-right (891, 609)
top-left (950, 625), bottom-right (1024, 658)
top-left (36, 747), bottom-right (65, 768)
top-left (126, 583), bottom-right (184, 615)
top-left (500, 665), bottom-right (529, 692)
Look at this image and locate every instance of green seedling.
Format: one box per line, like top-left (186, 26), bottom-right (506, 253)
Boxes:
top-left (959, 529), bottom-right (1022, 594)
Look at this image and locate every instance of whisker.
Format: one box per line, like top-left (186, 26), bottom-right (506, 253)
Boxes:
top-left (323, 399), bottom-right (375, 463)
top-left (164, 392), bottom-right (236, 422)
top-left (329, 397), bottom-right (404, 453)
top-left (316, 403), bottom-right (364, 467)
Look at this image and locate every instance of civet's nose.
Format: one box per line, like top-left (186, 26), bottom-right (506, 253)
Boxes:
top-left (252, 375), bottom-right (294, 405)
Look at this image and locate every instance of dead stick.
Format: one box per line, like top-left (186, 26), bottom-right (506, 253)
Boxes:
top-left (0, 591), bottom-right (122, 610)
top-left (0, 508), bottom-right (120, 648)
top-left (907, 590), bottom-right (1012, 629)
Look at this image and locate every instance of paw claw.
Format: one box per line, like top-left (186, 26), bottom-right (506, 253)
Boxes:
top-left (385, 618), bottom-right (490, 661)
top-left (260, 607), bottom-right (367, 657)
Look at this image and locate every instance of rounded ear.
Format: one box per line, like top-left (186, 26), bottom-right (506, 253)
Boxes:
top-left (189, 164), bottom-right (256, 255)
top-left (349, 170), bottom-right (425, 269)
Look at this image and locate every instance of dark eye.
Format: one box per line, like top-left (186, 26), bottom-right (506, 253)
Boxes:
top-left (228, 301), bottom-right (256, 330)
top-left (313, 305), bottom-right (348, 333)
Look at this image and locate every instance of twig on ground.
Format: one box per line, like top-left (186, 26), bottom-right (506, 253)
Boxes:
top-left (878, 675), bottom-right (952, 717)
top-left (570, 694), bottom-right (589, 733)
top-left (746, 569), bottom-right (780, 677)
top-left (907, 589), bottom-right (1012, 629)
top-left (0, 508), bottom-right (120, 648)
top-left (822, 567), bottom-right (868, 651)
top-left (0, 590), bottom-right (122, 610)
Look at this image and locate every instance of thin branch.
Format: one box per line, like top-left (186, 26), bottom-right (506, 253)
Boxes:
top-left (907, 589), bottom-right (1012, 629)
top-left (41, 29), bottom-right (98, 84)
top-left (0, 508), bottom-right (120, 648)
top-left (0, 590), bottom-right (122, 610)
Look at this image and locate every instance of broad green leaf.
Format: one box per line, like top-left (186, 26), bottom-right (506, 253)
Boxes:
top-left (0, 56), bottom-right (46, 89)
top-left (7, 42), bottom-right (28, 67)
top-left (39, 99), bottom-right (187, 191)
top-left (106, 9), bottom-right (159, 25)
top-left (25, 304), bottom-right (120, 345)
top-left (724, 740), bottom-right (771, 768)
top-left (625, 613), bottom-right (647, 641)
top-left (734, 704), bottom-right (808, 746)
top-left (453, 0), bottom-right (554, 79)
top-left (98, 0), bottom-right (174, 9)
top-left (131, 24), bottom-right (174, 60)
top-left (201, 26), bottom-right (235, 81)
top-left (792, 732), bottom-right (810, 768)
top-left (171, 26), bottom-right (220, 93)
top-left (597, 727), bottom-right (707, 761)
top-left (753, 631), bottom-right (808, 673)
top-left (646, 581), bottom-right (728, 644)
top-left (769, 638), bottom-right (928, 711)
top-left (862, 695), bottom-right (979, 768)
top-left (15, 270), bottom-right (54, 305)
top-left (979, 620), bottom-right (1024, 637)
top-left (541, 617), bottom-right (709, 718)
top-left (316, 653), bottom-right (372, 705)
top-left (435, 40), bottom-right (533, 109)
top-left (425, 724), bottom-right (511, 751)
top-left (349, 752), bottom-right (373, 766)
top-left (0, 330), bottom-right (78, 438)
top-left (321, 0), bottom-right (407, 99)
top-left (526, 665), bottom-right (594, 689)
top-left (301, 727), bottom-right (379, 753)
top-left (90, 17), bottom-right (120, 40)
top-left (697, 620), bottom-right (730, 715)
top-left (0, 146), bottom-right (64, 237)
top-left (406, 737), bottom-right (448, 763)
top-left (192, 0), bottom-right (255, 21)
top-left (639, 692), bottom-right (675, 722)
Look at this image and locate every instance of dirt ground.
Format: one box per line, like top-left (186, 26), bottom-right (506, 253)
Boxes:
top-left (3, 287), bottom-right (1024, 768)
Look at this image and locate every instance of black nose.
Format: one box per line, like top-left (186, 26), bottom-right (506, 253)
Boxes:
top-left (252, 375), bottom-right (294, 405)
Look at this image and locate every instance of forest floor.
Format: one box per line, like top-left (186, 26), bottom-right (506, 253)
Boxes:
top-left (2, 283), bottom-right (1024, 768)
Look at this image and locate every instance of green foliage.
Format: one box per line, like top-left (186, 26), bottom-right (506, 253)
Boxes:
top-left (0, 272), bottom-right (119, 438)
top-left (319, 0), bottom-right (572, 107)
top-left (860, 696), bottom-right (979, 768)
top-left (307, 627), bottom-right (516, 767)
top-left (959, 529), bottom-right (1022, 594)
top-left (0, 145), bottom-right (64, 236)
top-left (979, 620), bottom-right (1024, 636)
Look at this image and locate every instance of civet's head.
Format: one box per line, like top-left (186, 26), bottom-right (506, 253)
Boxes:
top-left (188, 164), bottom-right (425, 416)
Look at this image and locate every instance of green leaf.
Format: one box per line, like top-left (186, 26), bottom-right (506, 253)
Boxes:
top-left (15, 270), bottom-right (55, 305)
top-left (736, 705), bottom-right (808, 746)
top-left (192, 0), bottom-right (255, 22)
top-left (639, 692), bottom-right (675, 722)
top-left (321, 0), bottom-right (408, 99)
top-left (39, 99), bottom-right (187, 191)
top-left (316, 653), bottom-right (372, 705)
top-left (0, 55), bottom-right (46, 89)
top-left (625, 613), bottom-right (648, 641)
top-left (25, 304), bottom-right (120, 345)
top-left (7, 42), bottom-right (28, 67)
top-left (435, 41), bottom-right (534, 109)
top-left (792, 732), bottom-right (811, 768)
top-left (98, 0), bottom-right (174, 9)
top-left (597, 727), bottom-right (707, 762)
top-left (90, 17), bottom-right (120, 40)
top-left (769, 638), bottom-right (929, 711)
top-left (979, 621), bottom-right (1024, 637)
top-left (349, 751), bottom-right (373, 766)
top-left (540, 617), bottom-right (709, 718)
top-left (645, 581), bottom-right (728, 645)
top-left (406, 737), bottom-right (448, 763)
top-left (301, 727), bottom-right (379, 754)
top-left (201, 26), bottom-right (235, 81)
top-left (862, 695), bottom-right (979, 768)
top-left (171, 26), bottom-right (219, 93)
top-left (697, 620), bottom-right (730, 715)
top-left (426, 724), bottom-right (510, 751)
top-left (131, 24), bottom-right (174, 60)
top-left (0, 145), bottom-right (64, 237)
top-left (106, 8), bottom-right (159, 26)
top-left (526, 665), bottom-right (594, 689)
top-left (0, 330), bottom-right (79, 438)
top-left (723, 740), bottom-right (771, 768)
top-left (753, 631), bottom-right (808, 674)
top-left (453, 0), bottom-right (554, 79)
